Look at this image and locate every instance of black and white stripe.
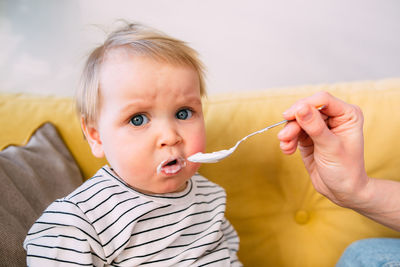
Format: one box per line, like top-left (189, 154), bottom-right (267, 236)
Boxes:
top-left (24, 166), bottom-right (242, 266)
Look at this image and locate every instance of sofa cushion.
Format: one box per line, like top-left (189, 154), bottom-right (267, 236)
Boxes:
top-left (0, 123), bottom-right (83, 267)
top-left (0, 94), bottom-right (107, 179)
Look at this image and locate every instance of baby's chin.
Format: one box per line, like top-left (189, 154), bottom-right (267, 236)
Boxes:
top-left (132, 174), bottom-right (192, 195)
top-left (141, 180), bottom-right (189, 195)
top-left (169, 172), bottom-right (196, 190)
top-left (163, 181), bottom-right (189, 194)
top-left (122, 163), bottom-right (198, 194)
top-left (156, 169), bottom-right (198, 194)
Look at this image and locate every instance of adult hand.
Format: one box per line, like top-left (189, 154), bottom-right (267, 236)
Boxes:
top-left (277, 91), bottom-right (368, 208)
top-left (278, 91), bottom-right (400, 231)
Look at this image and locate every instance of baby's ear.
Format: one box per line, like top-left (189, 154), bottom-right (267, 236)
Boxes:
top-left (80, 117), bottom-right (105, 158)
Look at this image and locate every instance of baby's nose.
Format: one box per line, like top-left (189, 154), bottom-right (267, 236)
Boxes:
top-left (157, 124), bottom-right (182, 147)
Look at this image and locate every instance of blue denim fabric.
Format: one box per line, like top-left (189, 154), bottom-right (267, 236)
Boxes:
top-left (336, 238), bottom-right (400, 267)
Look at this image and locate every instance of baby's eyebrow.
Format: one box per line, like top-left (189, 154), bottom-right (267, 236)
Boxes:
top-left (119, 99), bottom-right (150, 114)
top-left (181, 96), bottom-right (202, 106)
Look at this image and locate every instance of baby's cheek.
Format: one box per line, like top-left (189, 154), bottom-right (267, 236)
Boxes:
top-left (189, 132), bottom-right (206, 154)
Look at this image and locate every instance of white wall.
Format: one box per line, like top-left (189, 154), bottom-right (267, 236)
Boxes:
top-left (1, 0), bottom-right (399, 96)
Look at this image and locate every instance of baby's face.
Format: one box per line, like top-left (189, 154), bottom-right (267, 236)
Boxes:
top-left (94, 50), bottom-right (206, 194)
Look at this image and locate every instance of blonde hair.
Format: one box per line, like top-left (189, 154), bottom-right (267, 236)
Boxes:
top-left (76, 22), bottom-right (206, 126)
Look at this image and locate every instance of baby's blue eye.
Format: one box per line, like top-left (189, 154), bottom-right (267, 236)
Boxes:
top-left (130, 114), bottom-right (149, 126)
top-left (176, 109), bottom-right (193, 120)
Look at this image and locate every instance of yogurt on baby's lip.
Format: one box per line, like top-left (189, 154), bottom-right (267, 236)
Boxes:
top-left (157, 157), bottom-right (187, 175)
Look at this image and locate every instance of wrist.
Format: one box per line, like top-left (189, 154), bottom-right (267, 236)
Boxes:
top-left (347, 173), bottom-right (374, 211)
top-left (345, 176), bottom-right (400, 231)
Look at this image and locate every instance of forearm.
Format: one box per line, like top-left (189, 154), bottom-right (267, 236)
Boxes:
top-left (352, 177), bottom-right (400, 232)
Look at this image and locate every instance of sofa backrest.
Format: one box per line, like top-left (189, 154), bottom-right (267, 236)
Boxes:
top-left (1, 78), bottom-right (400, 266)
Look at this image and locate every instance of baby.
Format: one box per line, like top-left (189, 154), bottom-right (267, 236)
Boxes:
top-left (24, 22), bottom-right (242, 266)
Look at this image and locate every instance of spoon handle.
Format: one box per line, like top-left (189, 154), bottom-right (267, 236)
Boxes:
top-left (258, 104), bottom-right (326, 133)
top-left (232, 105), bottom-right (326, 150)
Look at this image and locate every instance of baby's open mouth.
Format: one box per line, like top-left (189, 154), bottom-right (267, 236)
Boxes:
top-left (157, 157), bottom-right (186, 175)
top-left (166, 159), bottom-right (177, 166)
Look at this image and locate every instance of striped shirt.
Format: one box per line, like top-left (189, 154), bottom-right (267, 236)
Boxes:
top-left (24, 166), bottom-right (242, 266)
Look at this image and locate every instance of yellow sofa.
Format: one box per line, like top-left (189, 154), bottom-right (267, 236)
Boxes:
top-left (1, 78), bottom-right (400, 266)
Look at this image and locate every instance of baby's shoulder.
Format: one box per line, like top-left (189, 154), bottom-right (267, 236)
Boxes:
top-left (46, 169), bottom-right (126, 217)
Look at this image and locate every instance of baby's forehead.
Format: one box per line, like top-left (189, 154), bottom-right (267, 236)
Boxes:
top-left (103, 46), bottom-right (197, 69)
top-left (99, 50), bottom-right (201, 93)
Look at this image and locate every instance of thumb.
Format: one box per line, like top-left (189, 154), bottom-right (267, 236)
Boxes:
top-left (295, 104), bottom-right (337, 148)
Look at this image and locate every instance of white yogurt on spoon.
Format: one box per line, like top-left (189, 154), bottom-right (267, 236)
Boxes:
top-left (187, 149), bottom-right (232, 163)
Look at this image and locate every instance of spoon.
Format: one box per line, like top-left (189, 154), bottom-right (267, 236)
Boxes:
top-left (187, 105), bottom-right (325, 163)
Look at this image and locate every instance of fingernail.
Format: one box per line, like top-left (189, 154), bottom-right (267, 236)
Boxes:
top-left (296, 105), bottom-right (312, 121)
top-left (282, 108), bottom-right (293, 119)
top-left (282, 110), bottom-right (290, 117)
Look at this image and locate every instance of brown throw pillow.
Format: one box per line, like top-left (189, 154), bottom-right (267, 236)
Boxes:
top-left (0, 122), bottom-right (83, 267)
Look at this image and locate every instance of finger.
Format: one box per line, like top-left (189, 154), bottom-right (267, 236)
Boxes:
top-left (298, 129), bottom-right (313, 148)
top-left (277, 120), bottom-right (301, 142)
top-left (279, 138), bottom-right (298, 155)
top-left (278, 107), bottom-right (329, 144)
top-left (282, 91), bottom-right (351, 121)
top-left (294, 103), bottom-right (339, 149)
